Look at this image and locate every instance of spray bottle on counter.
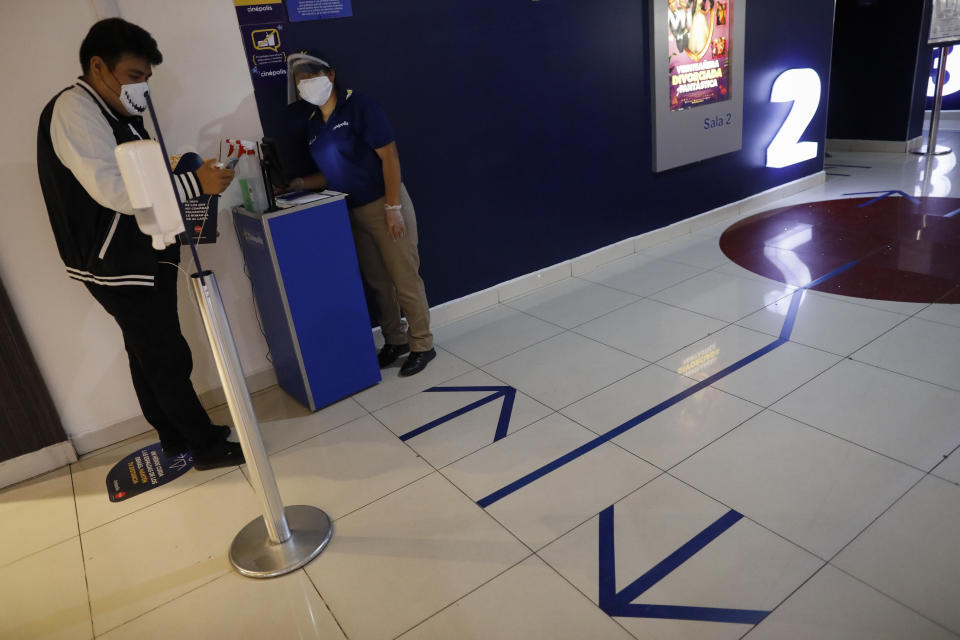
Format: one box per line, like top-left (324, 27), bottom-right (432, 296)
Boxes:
top-left (237, 145), bottom-right (268, 214)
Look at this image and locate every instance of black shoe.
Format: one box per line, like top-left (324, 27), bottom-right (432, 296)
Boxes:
top-left (399, 348), bottom-right (436, 377)
top-left (192, 439), bottom-right (245, 471)
top-left (160, 442), bottom-right (189, 457)
top-left (161, 425), bottom-right (231, 457)
top-left (378, 343), bottom-right (410, 368)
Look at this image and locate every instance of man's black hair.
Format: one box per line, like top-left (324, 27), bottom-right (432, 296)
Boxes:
top-left (79, 18), bottom-right (162, 74)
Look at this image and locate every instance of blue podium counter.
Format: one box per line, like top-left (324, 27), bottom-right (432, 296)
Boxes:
top-left (233, 194), bottom-right (381, 410)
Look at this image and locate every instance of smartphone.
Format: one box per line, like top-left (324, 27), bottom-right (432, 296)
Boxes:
top-left (223, 157), bottom-right (240, 170)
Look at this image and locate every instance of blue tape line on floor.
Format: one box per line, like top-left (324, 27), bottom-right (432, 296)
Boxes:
top-left (425, 386), bottom-right (511, 393)
top-left (614, 509), bottom-right (743, 605)
top-left (842, 190), bottom-right (920, 207)
top-left (612, 604), bottom-right (769, 624)
top-left (399, 392), bottom-right (504, 441)
top-left (779, 290), bottom-right (804, 340)
top-left (476, 257), bottom-right (862, 508)
top-left (805, 259), bottom-right (859, 289)
top-left (778, 257), bottom-right (861, 341)
top-left (493, 388), bottom-right (516, 441)
top-left (476, 338), bottom-right (786, 508)
top-left (597, 506), bottom-right (618, 612)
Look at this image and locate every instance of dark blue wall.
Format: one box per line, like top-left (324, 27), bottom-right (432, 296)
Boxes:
top-left (909, 0), bottom-right (935, 137)
top-left (248, 0), bottom-right (835, 305)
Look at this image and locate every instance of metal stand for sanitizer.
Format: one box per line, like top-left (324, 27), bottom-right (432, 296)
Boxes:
top-left (914, 46), bottom-right (953, 156)
top-left (191, 272), bottom-right (332, 577)
top-left (142, 93), bottom-right (332, 578)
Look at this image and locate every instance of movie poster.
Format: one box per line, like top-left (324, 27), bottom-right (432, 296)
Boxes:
top-left (668, 0), bottom-right (732, 111)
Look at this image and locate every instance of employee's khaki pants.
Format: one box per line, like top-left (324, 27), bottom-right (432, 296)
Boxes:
top-left (349, 184), bottom-right (433, 352)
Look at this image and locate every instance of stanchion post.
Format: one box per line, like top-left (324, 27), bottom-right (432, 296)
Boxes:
top-left (915, 46), bottom-right (952, 156)
top-left (191, 271), bottom-right (333, 578)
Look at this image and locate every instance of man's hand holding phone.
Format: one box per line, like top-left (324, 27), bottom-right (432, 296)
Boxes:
top-left (198, 158), bottom-right (235, 194)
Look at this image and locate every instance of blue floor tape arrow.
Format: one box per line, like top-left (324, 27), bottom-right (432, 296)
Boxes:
top-left (598, 504), bottom-right (769, 624)
top-left (399, 386), bottom-right (516, 443)
top-left (843, 190), bottom-right (920, 207)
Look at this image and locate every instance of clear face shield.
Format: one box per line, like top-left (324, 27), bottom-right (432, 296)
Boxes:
top-left (286, 54), bottom-right (332, 104)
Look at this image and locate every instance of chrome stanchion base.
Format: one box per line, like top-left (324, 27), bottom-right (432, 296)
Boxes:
top-left (230, 505), bottom-right (333, 579)
top-left (912, 145), bottom-right (952, 156)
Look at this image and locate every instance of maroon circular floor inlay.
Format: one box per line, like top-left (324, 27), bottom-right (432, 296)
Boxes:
top-left (719, 196), bottom-right (960, 303)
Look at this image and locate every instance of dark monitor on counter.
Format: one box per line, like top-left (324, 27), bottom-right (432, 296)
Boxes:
top-left (259, 137), bottom-right (286, 212)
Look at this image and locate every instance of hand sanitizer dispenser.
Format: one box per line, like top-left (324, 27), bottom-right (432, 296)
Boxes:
top-left (115, 139), bottom-right (185, 249)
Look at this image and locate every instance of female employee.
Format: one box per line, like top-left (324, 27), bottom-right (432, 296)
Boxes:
top-left (283, 52), bottom-right (435, 376)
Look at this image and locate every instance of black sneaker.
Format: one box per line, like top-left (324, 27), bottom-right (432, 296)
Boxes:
top-left (378, 343), bottom-right (410, 368)
top-left (193, 439), bottom-right (245, 471)
top-left (161, 425), bottom-right (231, 457)
top-left (399, 348), bottom-right (436, 377)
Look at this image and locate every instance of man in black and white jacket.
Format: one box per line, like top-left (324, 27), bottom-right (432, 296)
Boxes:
top-left (37, 18), bottom-right (243, 470)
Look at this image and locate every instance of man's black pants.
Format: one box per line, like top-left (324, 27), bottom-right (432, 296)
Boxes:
top-left (86, 265), bottom-right (220, 452)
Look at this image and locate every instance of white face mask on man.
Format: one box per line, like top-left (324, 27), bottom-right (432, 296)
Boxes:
top-left (118, 81), bottom-right (150, 116)
top-left (98, 62), bottom-right (150, 116)
top-left (298, 76), bottom-right (333, 106)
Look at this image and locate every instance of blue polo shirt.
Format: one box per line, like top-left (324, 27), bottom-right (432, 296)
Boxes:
top-left (307, 89), bottom-right (396, 208)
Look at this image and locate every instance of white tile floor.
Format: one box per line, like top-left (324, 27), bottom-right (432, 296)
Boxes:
top-left (3, 139), bottom-right (960, 639)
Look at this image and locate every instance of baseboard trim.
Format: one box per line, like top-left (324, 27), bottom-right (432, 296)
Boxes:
top-left (71, 367), bottom-right (279, 456)
top-left (196, 367), bottom-right (278, 410)
top-left (0, 441), bottom-right (78, 490)
top-left (71, 414), bottom-right (152, 456)
top-left (826, 137), bottom-right (924, 153)
top-left (924, 110), bottom-right (960, 131)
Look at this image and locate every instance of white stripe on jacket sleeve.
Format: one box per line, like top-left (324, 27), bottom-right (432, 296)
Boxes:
top-left (174, 172), bottom-right (201, 201)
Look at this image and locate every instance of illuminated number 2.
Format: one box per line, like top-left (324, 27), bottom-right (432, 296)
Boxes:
top-left (766, 68), bottom-right (822, 168)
